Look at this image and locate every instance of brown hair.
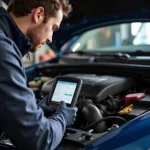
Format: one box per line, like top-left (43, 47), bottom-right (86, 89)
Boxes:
top-left (8, 0), bottom-right (72, 22)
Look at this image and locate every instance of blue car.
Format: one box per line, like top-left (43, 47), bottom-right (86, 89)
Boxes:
top-left (1, 0), bottom-right (150, 150)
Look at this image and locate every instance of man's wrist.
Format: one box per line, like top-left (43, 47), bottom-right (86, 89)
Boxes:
top-left (53, 110), bottom-right (68, 125)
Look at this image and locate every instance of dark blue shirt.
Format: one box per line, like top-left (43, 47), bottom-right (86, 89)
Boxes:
top-left (0, 7), bottom-right (67, 150)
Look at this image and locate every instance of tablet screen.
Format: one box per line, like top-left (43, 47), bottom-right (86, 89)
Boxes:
top-left (51, 81), bottom-right (77, 104)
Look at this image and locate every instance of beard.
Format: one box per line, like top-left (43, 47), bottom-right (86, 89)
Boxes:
top-left (29, 47), bottom-right (38, 53)
top-left (27, 26), bottom-right (44, 53)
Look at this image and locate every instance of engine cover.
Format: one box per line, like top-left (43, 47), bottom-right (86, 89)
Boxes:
top-left (41, 74), bottom-right (135, 102)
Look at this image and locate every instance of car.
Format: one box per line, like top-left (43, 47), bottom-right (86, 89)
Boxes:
top-left (1, 0), bottom-right (150, 150)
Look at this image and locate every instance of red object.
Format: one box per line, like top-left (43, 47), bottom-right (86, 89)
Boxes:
top-left (49, 105), bottom-right (52, 108)
top-left (125, 93), bottom-right (145, 105)
top-left (39, 51), bottom-right (56, 62)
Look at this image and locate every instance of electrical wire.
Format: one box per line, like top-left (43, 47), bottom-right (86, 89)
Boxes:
top-left (83, 116), bottom-right (127, 130)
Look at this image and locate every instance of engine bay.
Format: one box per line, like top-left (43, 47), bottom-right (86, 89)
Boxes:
top-left (25, 64), bottom-right (150, 149)
top-left (41, 73), bottom-right (139, 130)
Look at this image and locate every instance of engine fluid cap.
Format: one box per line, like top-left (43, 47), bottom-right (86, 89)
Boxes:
top-left (125, 93), bottom-right (145, 105)
top-left (119, 104), bottom-right (133, 114)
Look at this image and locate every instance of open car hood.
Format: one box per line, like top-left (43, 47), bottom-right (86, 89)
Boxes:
top-left (3, 0), bottom-right (150, 52)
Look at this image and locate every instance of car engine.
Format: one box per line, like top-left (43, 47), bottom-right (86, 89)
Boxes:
top-left (41, 74), bottom-right (136, 133)
top-left (36, 72), bottom-right (150, 149)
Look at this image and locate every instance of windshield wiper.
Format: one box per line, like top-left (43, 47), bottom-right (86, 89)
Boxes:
top-left (97, 52), bottom-right (131, 58)
top-left (64, 50), bottom-right (98, 56)
top-left (132, 50), bottom-right (150, 56)
top-left (65, 51), bottom-right (131, 58)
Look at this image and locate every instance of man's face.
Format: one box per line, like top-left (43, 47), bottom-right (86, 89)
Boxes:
top-left (28, 9), bottom-right (63, 52)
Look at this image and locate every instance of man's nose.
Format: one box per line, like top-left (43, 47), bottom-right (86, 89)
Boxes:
top-left (46, 36), bottom-right (52, 43)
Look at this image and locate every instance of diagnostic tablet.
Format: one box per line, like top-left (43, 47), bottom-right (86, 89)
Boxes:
top-left (48, 76), bottom-right (82, 108)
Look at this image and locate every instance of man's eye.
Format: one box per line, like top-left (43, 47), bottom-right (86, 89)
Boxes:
top-left (53, 27), bottom-right (58, 32)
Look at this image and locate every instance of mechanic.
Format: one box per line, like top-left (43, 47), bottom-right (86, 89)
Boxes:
top-left (0, 0), bottom-right (78, 150)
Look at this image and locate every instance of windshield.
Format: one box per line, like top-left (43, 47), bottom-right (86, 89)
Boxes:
top-left (70, 22), bottom-right (150, 52)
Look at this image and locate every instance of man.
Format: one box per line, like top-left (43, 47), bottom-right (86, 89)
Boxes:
top-left (0, 0), bottom-right (78, 150)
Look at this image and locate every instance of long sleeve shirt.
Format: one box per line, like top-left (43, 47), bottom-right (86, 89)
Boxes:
top-left (0, 7), bottom-right (67, 150)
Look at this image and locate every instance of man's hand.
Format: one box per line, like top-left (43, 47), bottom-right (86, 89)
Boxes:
top-left (38, 95), bottom-right (56, 117)
top-left (57, 101), bottom-right (78, 126)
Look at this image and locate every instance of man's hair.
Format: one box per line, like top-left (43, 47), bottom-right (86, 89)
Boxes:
top-left (8, 0), bottom-right (72, 22)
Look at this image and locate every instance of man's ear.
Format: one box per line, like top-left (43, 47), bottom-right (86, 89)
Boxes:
top-left (32, 7), bottom-right (45, 24)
